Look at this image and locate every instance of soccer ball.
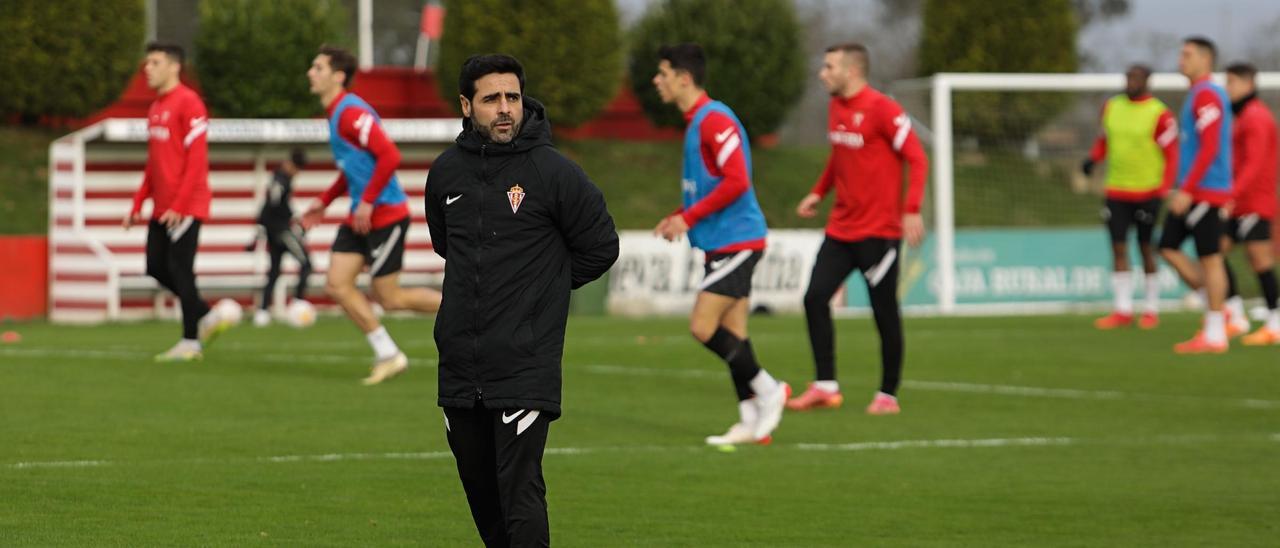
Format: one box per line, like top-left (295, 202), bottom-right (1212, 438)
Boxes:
top-left (214, 298), bottom-right (243, 324)
top-left (286, 299), bottom-right (317, 329)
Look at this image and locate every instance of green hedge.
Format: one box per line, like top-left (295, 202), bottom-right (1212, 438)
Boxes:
top-left (194, 0), bottom-right (348, 118)
top-left (0, 0), bottom-right (143, 122)
top-left (919, 0), bottom-right (1079, 144)
top-left (626, 0), bottom-right (805, 139)
top-left (436, 0), bottom-right (622, 128)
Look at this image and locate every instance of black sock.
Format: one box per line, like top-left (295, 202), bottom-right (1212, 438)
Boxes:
top-left (702, 328), bottom-right (757, 401)
top-left (1226, 261), bottom-right (1240, 298)
top-left (1258, 269), bottom-right (1279, 310)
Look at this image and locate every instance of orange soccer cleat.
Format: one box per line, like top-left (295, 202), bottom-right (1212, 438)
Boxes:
top-left (865, 392), bottom-right (901, 415)
top-left (786, 383), bottom-right (844, 411)
top-left (1137, 312), bottom-right (1160, 330)
top-left (1241, 327), bottom-right (1280, 346)
top-left (1173, 332), bottom-right (1228, 355)
top-left (1094, 312), bottom-right (1134, 330)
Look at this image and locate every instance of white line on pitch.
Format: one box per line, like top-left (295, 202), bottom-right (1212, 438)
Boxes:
top-left (8, 433), bottom-right (1278, 470)
top-left (579, 364), bottom-right (1280, 410)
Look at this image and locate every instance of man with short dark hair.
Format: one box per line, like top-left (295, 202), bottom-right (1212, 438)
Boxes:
top-left (426, 53), bottom-right (618, 547)
top-left (301, 46), bottom-right (443, 384)
top-left (247, 148), bottom-right (312, 326)
top-left (1084, 64), bottom-right (1178, 330)
top-left (788, 42), bottom-right (928, 414)
top-left (124, 42), bottom-right (230, 362)
top-left (651, 42), bottom-right (791, 446)
top-left (1222, 62), bottom-right (1280, 344)
top-left (1160, 36), bottom-right (1235, 354)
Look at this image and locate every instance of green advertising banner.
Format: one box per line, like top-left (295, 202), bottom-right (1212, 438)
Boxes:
top-left (846, 228), bottom-right (1190, 309)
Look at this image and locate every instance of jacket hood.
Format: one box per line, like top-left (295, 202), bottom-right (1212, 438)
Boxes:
top-left (456, 96), bottom-right (553, 156)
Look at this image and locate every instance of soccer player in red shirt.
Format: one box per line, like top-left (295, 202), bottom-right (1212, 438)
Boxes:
top-left (1222, 63), bottom-right (1280, 344)
top-left (123, 42), bottom-right (229, 362)
top-left (301, 46), bottom-right (443, 385)
top-left (787, 43), bottom-right (927, 415)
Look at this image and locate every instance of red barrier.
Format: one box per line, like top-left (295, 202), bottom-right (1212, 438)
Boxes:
top-left (0, 236), bottom-right (48, 320)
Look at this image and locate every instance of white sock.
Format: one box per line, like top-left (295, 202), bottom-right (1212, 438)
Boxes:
top-left (1267, 309), bottom-right (1280, 332)
top-left (749, 369), bottom-right (780, 396)
top-left (1226, 297), bottom-right (1249, 327)
top-left (813, 380), bottom-right (840, 393)
top-left (366, 326), bottom-right (400, 361)
top-left (1112, 271), bottom-right (1134, 314)
top-left (180, 338), bottom-right (202, 352)
top-left (876, 391), bottom-right (897, 402)
top-left (1204, 311), bottom-right (1227, 345)
top-left (1144, 273), bottom-right (1161, 314)
top-left (738, 399), bottom-right (759, 426)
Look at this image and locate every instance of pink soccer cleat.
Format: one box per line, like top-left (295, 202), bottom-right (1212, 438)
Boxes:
top-left (786, 383), bottom-right (844, 411)
top-left (865, 392), bottom-right (901, 415)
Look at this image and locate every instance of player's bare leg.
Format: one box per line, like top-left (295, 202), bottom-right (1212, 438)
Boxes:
top-left (370, 272), bottom-right (442, 314)
top-left (326, 252), bottom-right (406, 384)
top-left (692, 293), bottom-right (788, 446)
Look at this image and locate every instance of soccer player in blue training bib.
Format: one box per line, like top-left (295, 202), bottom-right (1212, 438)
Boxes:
top-left (650, 43), bottom-right (790, 447)
top-left (1159, 36), bottom-right (1234, 354)
top-left (301, 46), bottom-right (443, 384)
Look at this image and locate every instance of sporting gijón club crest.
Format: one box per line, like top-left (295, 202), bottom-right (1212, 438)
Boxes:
top-left (507, 184), bottom-right (525, 213)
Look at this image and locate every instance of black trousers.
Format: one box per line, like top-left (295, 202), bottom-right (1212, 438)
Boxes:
top-left (146, 219), bottom-right (211, 339)
top-left (802, 237), bottom-right (904, 395)
top-left (444, 405), bottom-right (551, 548)
top-left (261, 226), bottom-right (312, 308)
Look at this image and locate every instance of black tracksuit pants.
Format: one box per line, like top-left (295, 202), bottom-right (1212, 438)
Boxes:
top-left (803, 237), bottom-right (905, 395)
top-left (444, 405), bottom-right (551, 548)
top-left (261, 226), bottom-right (312, 307)
top-left (146, 219), bottom-right (211, 340)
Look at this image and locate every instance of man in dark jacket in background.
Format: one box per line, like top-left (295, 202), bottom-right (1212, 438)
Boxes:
top-left (424, 54), bottom-right (618, 547)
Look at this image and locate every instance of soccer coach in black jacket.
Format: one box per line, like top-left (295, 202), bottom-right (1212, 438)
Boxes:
top-left (425, 54), bottom-right (618, 547)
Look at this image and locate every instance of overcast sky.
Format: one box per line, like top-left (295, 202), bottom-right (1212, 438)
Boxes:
top-left (616, 0), bottom-right (1280, 71)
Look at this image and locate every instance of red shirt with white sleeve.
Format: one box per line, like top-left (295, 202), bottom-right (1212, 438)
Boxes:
top-left (677, 93), bottom-right (765, 253)
top-left (131, 83), bottom-right (211, 220)
top-left (317, 91), bottom-right (410, 229)
top-left (1231, 96), bottom-right (1278, 220)
top-left (811, 86), bottom-right (928, 242)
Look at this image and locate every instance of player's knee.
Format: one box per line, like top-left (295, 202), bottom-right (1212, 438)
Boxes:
top-left (324, 277), bottom-right (353, 298)
top-left (689, 321), bottom-right (716, 343)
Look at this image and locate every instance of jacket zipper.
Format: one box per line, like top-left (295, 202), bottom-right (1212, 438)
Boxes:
top-left (473, 144), bottom-right (487, 401)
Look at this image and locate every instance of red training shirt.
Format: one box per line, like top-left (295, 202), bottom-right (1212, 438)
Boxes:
top-left (1231, 96), bottom-right (1278, 220)
top-left (811, 86), bottom-right (928, 242)
top-left (131, 83), bottom-right (211, 220)
top-left (677, 93), bottom-right (765, 254)
top-left (317, 91), bottom-right (410, 229)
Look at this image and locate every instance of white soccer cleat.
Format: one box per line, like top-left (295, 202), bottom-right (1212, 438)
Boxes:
top-left (154, 341), bottom-right (202, 363)
top-left (705, 422), bottom-right (760, 446)
top-left (253, 309), bottom-right (271, 327)
top-left (362, 352), bottom-right (408, 386)
top-left (752, 382), bottom-right (791, 441)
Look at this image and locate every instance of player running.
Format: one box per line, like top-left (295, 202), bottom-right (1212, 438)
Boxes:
top-left (787, 43), bottom-right (928, 414)
top-left (1084, 64), bottom-right (1178, 330)
top-left (651, 43), bottom-right (790, 446)
top-left (1159, 37), bottom-right (1235, 354)
top-left (1222, 62), bottom-right (1280, 345)
top-left (123, 42), bottom-right (232, 362)
top-left (246, 148), bottom-right (312, 326)
top-left (301, 46), bottom-right (443, 384)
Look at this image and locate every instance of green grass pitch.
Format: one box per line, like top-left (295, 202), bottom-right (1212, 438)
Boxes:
top-left (2, 313), bottom-right (1277, 546)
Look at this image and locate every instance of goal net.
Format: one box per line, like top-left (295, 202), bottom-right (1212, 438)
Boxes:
top-left (886, 72), bottom-right (1280, 314)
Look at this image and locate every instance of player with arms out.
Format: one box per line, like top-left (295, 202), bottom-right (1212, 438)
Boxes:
top-left (788, 43), bottom-right (928, 415)
top-left (1159, 36), bottom-right (1235, 354)
top-left (651, 43), bottom-right (790, 446)
top-left (1084, 64), bottom-right (1178, 330)
top-left (1222, 62), bottom-right (1280, 345)
top-left (301, 46), bottom-right (443, 384)
top-left (123, 42), bottom-right (232, 362)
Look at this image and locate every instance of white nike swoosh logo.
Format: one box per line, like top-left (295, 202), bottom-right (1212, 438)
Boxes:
top-left (446, 194), bottom-right (462, 205)
top-left (501, 410), bottom-right (525, 424)
top-left (715, 127), bottom-right (735, 144)
top-left (710, 259), bottom-right (728, 269)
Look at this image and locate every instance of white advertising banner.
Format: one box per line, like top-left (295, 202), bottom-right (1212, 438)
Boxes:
top-left (607, 229), bottom-right (826, 316)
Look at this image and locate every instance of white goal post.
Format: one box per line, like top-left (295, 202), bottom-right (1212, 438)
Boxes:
top-left (891, 72), bottom-right (1280, 314)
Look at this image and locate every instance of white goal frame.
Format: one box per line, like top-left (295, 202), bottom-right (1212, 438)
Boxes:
top-left (892, 71), bottom-right (1280, 314)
